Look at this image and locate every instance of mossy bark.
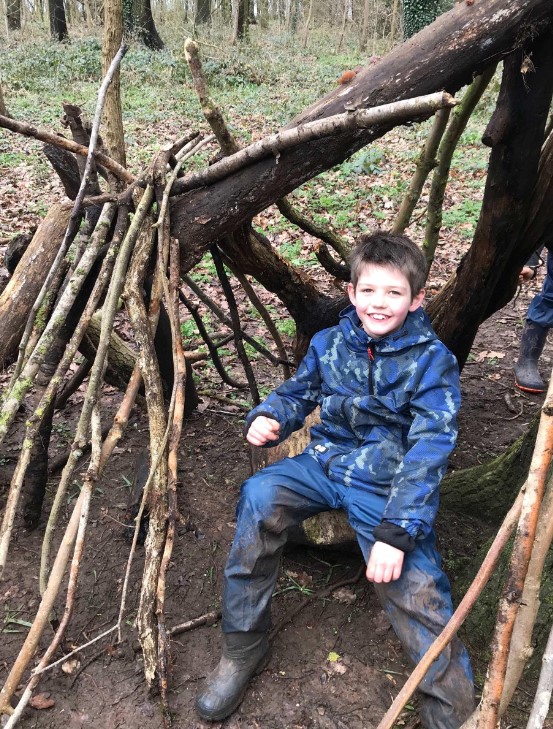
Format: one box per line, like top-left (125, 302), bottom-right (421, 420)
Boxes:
top-left (441, 416), bottom-right (539, 525)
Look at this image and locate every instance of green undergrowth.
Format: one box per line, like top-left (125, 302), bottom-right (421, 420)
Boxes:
top-left (1, 22), bottom-right (494, 354)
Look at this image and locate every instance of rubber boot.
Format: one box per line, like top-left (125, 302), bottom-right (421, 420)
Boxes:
top-left (195, 632), bottom-right (270, 721)
top-left (514, 321), bottom-right (548, 393)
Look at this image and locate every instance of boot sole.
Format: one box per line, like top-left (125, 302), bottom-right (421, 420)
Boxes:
top-left (195, 649), bottom-right (272, 722)
top-left (514, 378), bottom-right (545, 394)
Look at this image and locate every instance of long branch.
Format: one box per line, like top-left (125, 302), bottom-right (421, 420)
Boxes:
top-left (33, 198), bottom-right (147, 593)
top-left (476, 377), bottom-right (553, 729)
top-left (0, 117), bottom-right (134, 184)
top-left (391, 106), bottom-right (451, 235)
top-left (423, 67), bottom-right (496, 266)
top-left (172, 92), bottom-right (456, 195)
top-left (376, 487), bottom-right (525, 729)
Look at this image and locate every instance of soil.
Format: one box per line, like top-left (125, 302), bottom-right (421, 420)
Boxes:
top-left (1, 277), bottom-right (552, 729)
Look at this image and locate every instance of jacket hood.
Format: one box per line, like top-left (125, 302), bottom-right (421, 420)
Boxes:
top-left (339, 304), bottom-right (437, 354)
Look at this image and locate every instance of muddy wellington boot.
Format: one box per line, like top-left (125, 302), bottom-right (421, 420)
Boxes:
top-left (195, 631), bottom-right (270, 721)
top-left (514, 321), bottom-right (549, 393)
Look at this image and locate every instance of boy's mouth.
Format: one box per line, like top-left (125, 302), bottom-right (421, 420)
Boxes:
top-left (369, 313), bottom-right (389, 320)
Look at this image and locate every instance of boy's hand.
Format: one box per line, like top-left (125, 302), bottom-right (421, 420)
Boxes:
top-left (246, 416), bottom-right (281, 446)
top-left (366, 541), bottom-right (404, 583)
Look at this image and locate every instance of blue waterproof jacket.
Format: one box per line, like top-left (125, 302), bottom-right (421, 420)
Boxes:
top-left (245, 305), bottom-right (460, 541)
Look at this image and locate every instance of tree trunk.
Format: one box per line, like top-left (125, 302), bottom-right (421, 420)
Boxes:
top-left (232, 0), bottom-right (248, 42)
top-left (0, 203), bottom-right (71, 367)
top-left (402, 0), bottom-right (440, 39)
top-left (6, 0), bottom-right (21, 29)
top-left (102, 0), bottom-right (126, 166)
top-left (359, 0), bottom-right (370, 52)
top-left (257, 0), bottom-right (268, 28)
top-left (427, 31), bottom-right (553, 366)
top-left (440, 418), bottom-right (539, 525)
top-left (0, 83), bottom-right (9, 117)
top-left (124, 0), bottom-right (164, 50)
top-left (48, 0), bottom-right (68, 41)
top-left (195, 0), bottom-right (210, 24)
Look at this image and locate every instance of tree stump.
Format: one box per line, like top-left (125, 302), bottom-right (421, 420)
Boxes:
top-left (250, 410), bottom-right (356, 548)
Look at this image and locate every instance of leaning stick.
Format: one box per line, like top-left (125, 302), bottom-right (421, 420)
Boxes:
top-left (476, 379), bottom-right (553, 729)
top-left (525, 620), bottom-right (553, 728)
top-left (172, 92), bottom-right (457, 195)
top-left (4, 405), bottom-right (103, 729)
top-left (376, 486), bottom-right (525, 729)
top-left (0, 47), bottom-right (129, 443)
top-left (156, 236), bottom-right (186, 719)
top-left (0, 206), bottom-right (120, 580)
top-left (184, 38), bottom-right (240, 156)
top-left (0, 120), bottom-right (134, 185)
top-left (40, 189), bottom-right (153, 592)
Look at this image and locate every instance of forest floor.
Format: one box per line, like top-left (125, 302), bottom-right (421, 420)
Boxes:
top-left (1, 25), bottom-right (552, 729)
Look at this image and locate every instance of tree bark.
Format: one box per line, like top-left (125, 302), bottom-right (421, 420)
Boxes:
top-left (6, 0), bottom-right (20, 30)
top-left (0, 83), bottom-right (9, 117)
top-left (195, 0), bottom-right (210, 24)
top-left (124, 0), bottom-right (163, 50)
top-left (48, 0), bottom-right (68, 41)
top-left (102, 0), bottom-right (126, 166)
top-left (402, 0), bottom-right (440, 39)
top-left (0, 203), bottom-right (71, 367)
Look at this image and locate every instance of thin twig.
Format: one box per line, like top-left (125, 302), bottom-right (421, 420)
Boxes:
top-left (180, 278), bottom-right (290, 367)
top-left (168, 610), bottom-right (222, 637)
top-left (211, 245), bottom-right (259, 404)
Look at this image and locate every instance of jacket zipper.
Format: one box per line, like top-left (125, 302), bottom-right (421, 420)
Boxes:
top-left (368, 344), bottom-right (375, 395)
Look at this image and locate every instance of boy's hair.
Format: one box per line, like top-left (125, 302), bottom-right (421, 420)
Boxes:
top-left (349, 231), bottom-right (427, 296)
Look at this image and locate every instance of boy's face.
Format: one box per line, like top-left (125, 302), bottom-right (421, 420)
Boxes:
top-left (347, 264), bottom-right (425, 338)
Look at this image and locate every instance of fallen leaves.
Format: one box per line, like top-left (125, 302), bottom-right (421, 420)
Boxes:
top-left (30, 692), bottom-right (55, 710)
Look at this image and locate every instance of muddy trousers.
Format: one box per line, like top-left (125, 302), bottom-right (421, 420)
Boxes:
top-left (222, 454), bottom-right (475, 729)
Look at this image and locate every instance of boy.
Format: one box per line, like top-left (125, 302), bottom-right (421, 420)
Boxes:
top-left (196, 231), bottom-right (475, 729)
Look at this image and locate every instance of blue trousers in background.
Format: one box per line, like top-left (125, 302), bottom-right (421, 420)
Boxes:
top-left (222, 454), bottom-right (475, 729)
top-left (527, 249), bottom-right (553, 328)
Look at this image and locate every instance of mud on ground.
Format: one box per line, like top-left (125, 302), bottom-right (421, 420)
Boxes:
top-left (1, 283), bottom-right (553, 729)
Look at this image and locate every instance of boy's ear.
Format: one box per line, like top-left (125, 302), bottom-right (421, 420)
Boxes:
top-left (347, 282), bottom-right (356, 305)
top-left (409, 288), bottom-right (425, 312)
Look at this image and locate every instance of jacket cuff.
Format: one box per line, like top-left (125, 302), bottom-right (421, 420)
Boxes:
top-left (373, 522), bottom-right (416, 553)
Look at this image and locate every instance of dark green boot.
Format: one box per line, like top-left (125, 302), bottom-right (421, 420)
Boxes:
top-left (195, 632), bottom-right (270, 721)
top-left (514, 322), bottom-right (549, 393)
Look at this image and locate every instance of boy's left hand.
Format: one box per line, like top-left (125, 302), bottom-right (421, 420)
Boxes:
top-left (366, 541), bottom-right (404, 583)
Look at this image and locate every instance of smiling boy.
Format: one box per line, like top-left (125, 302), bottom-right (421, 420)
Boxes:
top-left (196, 231), bottom-right (475, 728)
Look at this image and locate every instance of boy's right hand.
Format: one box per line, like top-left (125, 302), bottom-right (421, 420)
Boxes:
top-left (246, 416), bottom-right (281, 446)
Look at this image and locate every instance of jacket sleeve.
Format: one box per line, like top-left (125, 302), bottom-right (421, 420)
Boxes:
top-left (381, 344), bottom-right (461, 540)
top-left (244, 340), bottom-right (322, 445)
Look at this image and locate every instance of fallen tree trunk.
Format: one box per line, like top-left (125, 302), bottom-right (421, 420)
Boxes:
top-left (0, 202), bottom-right (71, 367)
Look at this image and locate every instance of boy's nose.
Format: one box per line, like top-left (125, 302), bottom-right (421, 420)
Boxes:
top-left (373, 293), bottom-right (386, 307)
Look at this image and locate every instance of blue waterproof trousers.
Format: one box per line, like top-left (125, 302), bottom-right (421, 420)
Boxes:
top-left (527, 250), bottom-right (553, 328)
top-left (222, 454), bottom-right (475, 729)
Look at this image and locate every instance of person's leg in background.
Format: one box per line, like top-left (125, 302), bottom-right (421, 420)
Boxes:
top-left (515, 249), bottom-right (553, 393)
